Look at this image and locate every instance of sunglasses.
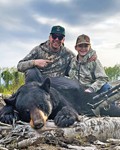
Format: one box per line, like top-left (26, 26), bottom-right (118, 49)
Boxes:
top-left (51, 34), bottom-right (64, 41)
top-left (78, 44), bottom-right (89, 48)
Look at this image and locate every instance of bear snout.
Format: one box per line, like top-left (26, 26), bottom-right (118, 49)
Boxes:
top-left (30, 108), bottom-right (48, 129)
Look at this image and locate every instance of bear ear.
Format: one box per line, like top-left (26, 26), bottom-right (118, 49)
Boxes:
top-left (41, 78), bottom-right (51, 93)
top-left (4, 91), bottom-right (19, 106)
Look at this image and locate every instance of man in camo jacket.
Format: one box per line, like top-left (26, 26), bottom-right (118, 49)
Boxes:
top-left (68, 34), bottom-right (111, 93)
top-left (17, 25), bottom-right (75, 83)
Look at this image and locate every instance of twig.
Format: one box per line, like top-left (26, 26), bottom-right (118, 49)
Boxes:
top-left (0, 146), bottom-right (8, 150)
top-left (7, 137), bottom-right (38, 149)
top-left (0, 122), bottom-right (12, 127)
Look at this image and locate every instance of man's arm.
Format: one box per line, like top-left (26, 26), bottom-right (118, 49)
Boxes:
top-left (89, 60), bottom-right (109, 92)
top-left (17, 46), bottom-right (39, 72)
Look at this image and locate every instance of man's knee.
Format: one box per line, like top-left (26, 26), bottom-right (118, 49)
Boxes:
top-left (25, 67), bottom-right (43, 83)
top-left (97, 83), bottom-right (111, 94)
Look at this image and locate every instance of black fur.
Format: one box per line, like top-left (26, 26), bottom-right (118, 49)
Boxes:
top-left (0, 77), bottom-right (120, 128)
top-left (0, 77), bottom-right (95, 127)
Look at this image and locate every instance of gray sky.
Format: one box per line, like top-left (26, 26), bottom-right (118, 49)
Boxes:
top-left (0, 0), bottom-right (120, 68)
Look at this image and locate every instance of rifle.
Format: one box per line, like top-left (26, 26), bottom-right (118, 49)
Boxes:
top-left (87, 83), bottom-right (120, 116)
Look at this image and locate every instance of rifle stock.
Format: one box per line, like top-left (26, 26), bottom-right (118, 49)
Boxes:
top-left (93, 84), bottom-right (120, 101)
top-left (92, 101), bottom-right (108, 116)
top-left (91, 84), bottom-right (120, 116)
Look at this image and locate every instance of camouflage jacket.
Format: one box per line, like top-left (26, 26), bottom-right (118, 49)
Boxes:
top-left (68, 49), bottom-right (109, 92)
top-left (17, 40), bottom-right (75, 77)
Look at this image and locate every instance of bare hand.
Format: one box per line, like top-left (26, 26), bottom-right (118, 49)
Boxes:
top-left (85, 89), bottom-right (92, 93)
top-left (34, 59), bottom-right (53, 68)
top-left (88, 53), bottom-right (97, 62)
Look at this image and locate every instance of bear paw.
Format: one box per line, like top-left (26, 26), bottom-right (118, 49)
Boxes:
top-left (0, 105), bottom-right (19, 124)
top-left (54, 106), bottom-right (78, 127)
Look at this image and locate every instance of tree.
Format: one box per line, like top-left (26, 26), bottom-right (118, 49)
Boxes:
top-left (105, 64), bottom-right (120, 81)
top-left (1, 69), bottom-right (13, 88)
top-left (10, 67), bottom-right (24, 92)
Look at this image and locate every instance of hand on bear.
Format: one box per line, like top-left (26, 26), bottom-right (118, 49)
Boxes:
top-left (54, 106), bottom-right (78, 127)
top-left (0, 105), bottom-right (19, 124)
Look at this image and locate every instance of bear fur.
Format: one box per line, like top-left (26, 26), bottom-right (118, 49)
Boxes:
top-left (0, 77), bottom-right (97, 128)
top-left (0, 77), bottom-right (120, 129)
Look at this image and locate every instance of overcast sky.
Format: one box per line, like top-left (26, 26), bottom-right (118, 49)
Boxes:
top-left (0, 0), bottom-right (120, 68)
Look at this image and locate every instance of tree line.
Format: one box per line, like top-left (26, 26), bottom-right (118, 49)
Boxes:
top-left (0, 64), bottom-right (120, 95)
top-left (0, 67), bottom-right (24, 95)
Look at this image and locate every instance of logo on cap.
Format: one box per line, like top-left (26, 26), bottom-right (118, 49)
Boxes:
top-left (50, 25), bottom-right (65, 36)
top-left (56, 26), bottom-right (60, 31)
top-left (76, 34), bottom-right (90, 45)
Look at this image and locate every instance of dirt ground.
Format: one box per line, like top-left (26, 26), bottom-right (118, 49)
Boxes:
top-left (0, 82), bottom-right (120, 150)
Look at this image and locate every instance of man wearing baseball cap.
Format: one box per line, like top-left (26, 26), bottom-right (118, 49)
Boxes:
top-left (69, 34), bottom-right (111, 94)
top-left (50, 25), bottom-right (65, 35)
top-left (17, 25), bottom-right (75, 82)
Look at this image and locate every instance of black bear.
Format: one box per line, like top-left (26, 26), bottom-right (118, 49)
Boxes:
top-left (0, 77), bottom-right (120, 129)
top-left (0, 77), bottom-right (96, 129)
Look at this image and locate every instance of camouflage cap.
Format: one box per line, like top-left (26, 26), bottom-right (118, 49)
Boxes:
top-left (76, 34), bottom-right (90, 46)
top-left (50, 25), bottom-right (65, 36)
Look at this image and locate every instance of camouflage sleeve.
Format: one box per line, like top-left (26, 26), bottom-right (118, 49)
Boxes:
top-left (68, 57), bottom-right (77, 79)
top-left (90, 60), bottom-right (109, 92)
top-left (17, 46), bottom-right (40, 72)
top-left (64, 50), bottom-right (76, 76)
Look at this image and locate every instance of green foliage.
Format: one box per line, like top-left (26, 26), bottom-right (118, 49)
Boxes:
top-left (1, 69), bottom-right (13, 88)
top-left (0, 67), bottom-right (24, 94)
top-left (0, 64), bottom-right (120, 94)
top-left (104, 64), bottom-right (120, 81)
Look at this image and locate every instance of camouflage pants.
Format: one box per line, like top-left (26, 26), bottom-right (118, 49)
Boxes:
top-left (25, 67), bottom-right (45, 83)
top-left (25, 67), bottom-right (81, 88)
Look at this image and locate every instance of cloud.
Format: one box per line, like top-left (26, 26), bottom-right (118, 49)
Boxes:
top-left (28, 0), bottom-right (120, 25)
top-left (0, 0), bottom-right (120, 68)
top-left (49, 0), bottom-right (72, 3)
top-left (115, 43), bottom-right (120, 49)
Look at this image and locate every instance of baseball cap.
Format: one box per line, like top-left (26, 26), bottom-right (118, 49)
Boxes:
top-left (50, 25), bottom-right (65, 36)
top-left (76, 34), bottom-right (90, 46)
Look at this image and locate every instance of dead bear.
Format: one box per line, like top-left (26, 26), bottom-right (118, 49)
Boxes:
top-left (0, 77), bottom-right (120, 129)
top-left (0, 77), bottom-right (96, 129)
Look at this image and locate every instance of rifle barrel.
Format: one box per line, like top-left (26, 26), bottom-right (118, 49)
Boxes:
top-left (93, 84), bottom-right (120, 101)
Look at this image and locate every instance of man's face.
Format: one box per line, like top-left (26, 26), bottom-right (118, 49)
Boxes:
top-left (49, 33), bottom-right (65, 51)
top-left (75, 44), bottom-right (91, 57)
